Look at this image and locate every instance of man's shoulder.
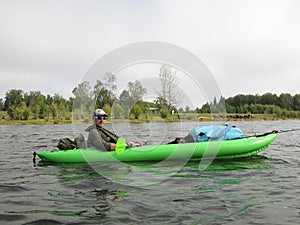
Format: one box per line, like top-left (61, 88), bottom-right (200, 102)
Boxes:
top-left (85, 125), bottom-right (96, 132)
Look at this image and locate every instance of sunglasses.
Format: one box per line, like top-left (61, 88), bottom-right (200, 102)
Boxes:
top-left (96, 115), bottom-right (107, 120)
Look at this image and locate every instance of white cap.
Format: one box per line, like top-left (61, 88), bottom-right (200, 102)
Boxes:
top-left (93, 109), bottom-right (108, 118)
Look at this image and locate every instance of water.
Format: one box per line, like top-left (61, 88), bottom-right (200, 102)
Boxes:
top-left (0, 120), bottom-right (299, 224)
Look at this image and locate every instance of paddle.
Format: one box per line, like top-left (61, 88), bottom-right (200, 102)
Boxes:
top-left (115, 137), bottom-right (127, 154)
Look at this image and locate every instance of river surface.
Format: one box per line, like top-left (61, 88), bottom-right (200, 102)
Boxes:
top-left (0, 120), bottom-right (299, 225)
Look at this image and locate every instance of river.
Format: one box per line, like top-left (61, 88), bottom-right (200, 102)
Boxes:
top-left (0, 120), bottom-right (299, 224)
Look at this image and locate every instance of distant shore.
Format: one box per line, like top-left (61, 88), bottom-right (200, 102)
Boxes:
top-left (0, 113), bottom-right (298, 125)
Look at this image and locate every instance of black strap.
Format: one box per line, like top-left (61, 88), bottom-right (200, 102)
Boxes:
top-left (256, 130), bottom-right (278, 137)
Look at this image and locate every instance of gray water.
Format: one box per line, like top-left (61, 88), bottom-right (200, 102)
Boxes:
top-left (0, 120), bottom-right (299, 225)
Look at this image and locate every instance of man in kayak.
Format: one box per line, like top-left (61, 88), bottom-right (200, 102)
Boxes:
top-left (85, 109), bottom-right (142, 151)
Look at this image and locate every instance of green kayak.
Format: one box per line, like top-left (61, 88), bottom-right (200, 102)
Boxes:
top-left (36, 132), bottom-right (277, 163)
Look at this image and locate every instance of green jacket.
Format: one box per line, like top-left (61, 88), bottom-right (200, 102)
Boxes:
top-left (85, 125), bottom-right (119, 151)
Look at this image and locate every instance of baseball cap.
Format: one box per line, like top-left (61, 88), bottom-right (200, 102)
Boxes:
top-left (93, 109), bottom-right (108, 118)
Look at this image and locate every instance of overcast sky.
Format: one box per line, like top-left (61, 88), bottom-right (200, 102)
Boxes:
top-left (1, 0), bottom-right (300, 107)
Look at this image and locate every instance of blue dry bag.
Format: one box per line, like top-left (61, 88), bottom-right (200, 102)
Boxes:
top-left (187, 125), bottom-right (244, 142)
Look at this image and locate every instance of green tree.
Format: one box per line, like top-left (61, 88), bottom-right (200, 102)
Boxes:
top-left (11, 102), bottom-right (30, 120)
top-left (119, 90), bottom-right (131, 119)
top-left (160, 107), bottom-right (169, 119)
top-left (24, 91), bottom-right (46, 119)
top-left (102, 104), bottom-right (111, 117)
top-left (279, 93), bottom-right (293, 110)
top-left (45, 94), bottom-right (53, 106)
top-left (293, 94), bottom-right (300, 111)
top-left (246, 94), bottom-right (258, 105)
top-left (93, 73), bottom-right (117, 108)
top-left (281, 109), bottom-right (290, 118)
top-left (50, 103), bottom-right (58, 119)
top-left (178, 107), bottom-right (184, 113)
top-left (198, 102), bottom-right (211, 113)
top-left (211, 95), bottom-right (226, 113)
top-left (22, 106), bottom-right (31, 120)
top-left (67, 97), bottom-right (74, 111)
top-left (103, 72), bottom-right (117, 96)
top-left (111, 102), bottom-right (124, 119)
top-left (127, 80), bottom-right (147, 104)
top-left (185, 106), bottom-right (190, 113)
top-left (93, 78), bottom-right (116, 108)
top-left (0, 98), bottom-right (4, 110)
top-left (5, 89), bottom-right (24, 119)
top-left (52, 94), bottom-right (69, 119)
top-left (259, 93), bottom-right (278, 105)
top-left (131, 104), bottom-right (142, 119)
top-left (72, 81), bottom-right (92, 110)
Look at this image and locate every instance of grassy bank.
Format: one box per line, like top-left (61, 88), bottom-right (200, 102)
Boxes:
top-left (0, 111), bottom-right (298, 125)
top-left (0, 118), bottom-right (72, 125)
top-left (0, 111), bottom-right (72, 125)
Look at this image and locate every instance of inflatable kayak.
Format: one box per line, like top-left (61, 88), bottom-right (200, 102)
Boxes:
top-left (36, 131), bottom-right (277, 163)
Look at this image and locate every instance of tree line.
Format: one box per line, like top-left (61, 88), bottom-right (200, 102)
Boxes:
top-left (197, 93), bottom-right (300, 119)
top-left (1, 66), bottom-right (300, 121)
top-left (0, 65), bottom-right (181, 121)
top-left (0, 89), bottom-right (73, 121)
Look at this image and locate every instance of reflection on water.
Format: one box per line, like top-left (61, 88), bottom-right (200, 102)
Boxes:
top-left (32, 155), bottom-right (279, 223)
top-left (38, 157), bottom-right (271, 185)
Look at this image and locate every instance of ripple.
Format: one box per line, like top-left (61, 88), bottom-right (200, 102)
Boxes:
top-left (22, 219), bottom-right (65, 225)
top-left (0, 214), bottom-right (26, 222)
top-left (1, 121), bottom-right (300, 224)
top-left (0, 185), bottom-right (29, 193)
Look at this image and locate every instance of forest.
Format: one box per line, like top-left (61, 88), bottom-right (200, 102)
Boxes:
top-left (1, 88), bottom-right (300, 122)
top-left (197, 93), bottom-right (300, 119)
top-left (1, 65), bottom-right (300, 122)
